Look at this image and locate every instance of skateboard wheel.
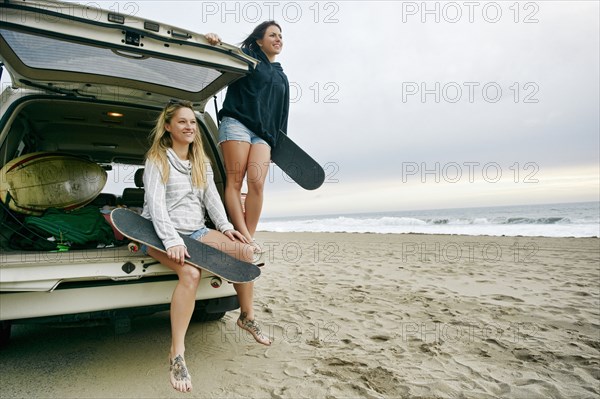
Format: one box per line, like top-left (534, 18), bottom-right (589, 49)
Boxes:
top-left (128, 242), bottom-right (139, 253)
top-left (210, 277), bottom-right (222, 288)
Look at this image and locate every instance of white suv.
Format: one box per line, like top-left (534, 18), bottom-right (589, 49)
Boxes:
top-left (0, 0), bottom-right (258, 346)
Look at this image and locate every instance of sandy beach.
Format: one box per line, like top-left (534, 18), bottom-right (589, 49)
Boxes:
top-left (1, 232), bottom-right (598, 398)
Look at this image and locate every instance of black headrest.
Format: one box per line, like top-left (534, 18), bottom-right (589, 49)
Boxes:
top-left (134, 168), bottom-right (144, 188)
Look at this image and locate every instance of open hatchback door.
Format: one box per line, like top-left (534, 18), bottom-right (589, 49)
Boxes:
top-left (0, 0), bottom-right (257, 107)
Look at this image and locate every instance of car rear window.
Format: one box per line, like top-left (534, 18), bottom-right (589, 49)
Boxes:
top-left (0, 29), bottom-right (221, 93)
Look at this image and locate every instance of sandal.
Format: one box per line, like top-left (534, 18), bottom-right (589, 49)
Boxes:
top-left (169, 354), bottom-right (192, 392)
top-left (237, 316), bottom-right (272, 346)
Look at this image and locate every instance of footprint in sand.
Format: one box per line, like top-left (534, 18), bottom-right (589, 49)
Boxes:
top-left (315, 358), bottom-right (409, 398)
top-left (370, 335), bottom-right (392, 342)
top-left (283, 365), bottom-right (308, 378)
top-left (489, 294), bottom-right (525, 303)
top-left (512, 347), bottom-right (542, 363)
top-left (484, 338), bottom-right (508, 349)
top-left (582, 339), bottom-right (600, 351)
top-left (573, 291), bottom-right (591, 297)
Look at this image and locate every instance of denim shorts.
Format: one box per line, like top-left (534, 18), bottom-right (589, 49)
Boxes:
top-left (141, 226), bottom-right (210, 255)
top-left (189, 226), bottom-right (210, 241)
top-left (218, 117), bottom-right (269, 147)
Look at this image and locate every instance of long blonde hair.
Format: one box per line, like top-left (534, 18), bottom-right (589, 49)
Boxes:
top-left (146, 100), bottom-right (207, 187)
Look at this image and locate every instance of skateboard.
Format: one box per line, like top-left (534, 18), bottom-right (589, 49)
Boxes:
top-left (271, 131), bottom-right (325, 190)
top-left (110, 208), bottom-right (261, 283)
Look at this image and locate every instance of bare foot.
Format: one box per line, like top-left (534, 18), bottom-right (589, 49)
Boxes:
top-left (169, 354), bottom-right (192, 392)
top-left (237, 316), bottom-right (272, 346)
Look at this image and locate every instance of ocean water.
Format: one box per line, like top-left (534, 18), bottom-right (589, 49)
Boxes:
top-left (258, 202), bottom-right (600, 237)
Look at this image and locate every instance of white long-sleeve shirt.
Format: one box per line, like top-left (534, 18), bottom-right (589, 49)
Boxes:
top-left (141, 148), bottom-right (233, 250)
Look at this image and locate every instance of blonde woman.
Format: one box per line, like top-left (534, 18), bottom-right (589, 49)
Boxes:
top-left (141, 100), bottom-right (271, 393)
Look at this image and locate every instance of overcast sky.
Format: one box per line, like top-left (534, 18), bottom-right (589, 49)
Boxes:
top-left (45, 1), bottom-right (600, 216)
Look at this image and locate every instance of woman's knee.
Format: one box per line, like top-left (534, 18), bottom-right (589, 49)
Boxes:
top-left (178, 265), bottom-right (201, 287)
top-left (247, 178), bottom-right (265, 194)
top-left (216, 239), bottom-right (254, 263)
top-left (226, 177), bottom-right (244, 192)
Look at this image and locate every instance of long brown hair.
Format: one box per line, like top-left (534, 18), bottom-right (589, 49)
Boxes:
top-left (146, 101), bottom-right (206, 187)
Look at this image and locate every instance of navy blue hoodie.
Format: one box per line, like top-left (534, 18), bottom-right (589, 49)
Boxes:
top-left (218, 47), bottom-right (290, 147)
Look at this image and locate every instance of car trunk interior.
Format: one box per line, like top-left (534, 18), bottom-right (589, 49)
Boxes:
top-left (0, 96), bottom-right (224, 253)
top-left (2, 98), bottom-right (156, 165)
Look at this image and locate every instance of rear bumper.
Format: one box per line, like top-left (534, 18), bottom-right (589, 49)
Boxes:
top-left (0, 275), bottom-right (238, 321)
top-left (1, 295), bottom-right (240, 329)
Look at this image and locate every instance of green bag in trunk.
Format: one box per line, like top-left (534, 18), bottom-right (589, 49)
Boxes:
top-left (24, 206), bottom-right (115, 247)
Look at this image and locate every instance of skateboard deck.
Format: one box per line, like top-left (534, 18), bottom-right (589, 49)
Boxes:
top-left (110, 208), bottom-right (261, 283)
top-left (271, 132), bottom-right (325, 190)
